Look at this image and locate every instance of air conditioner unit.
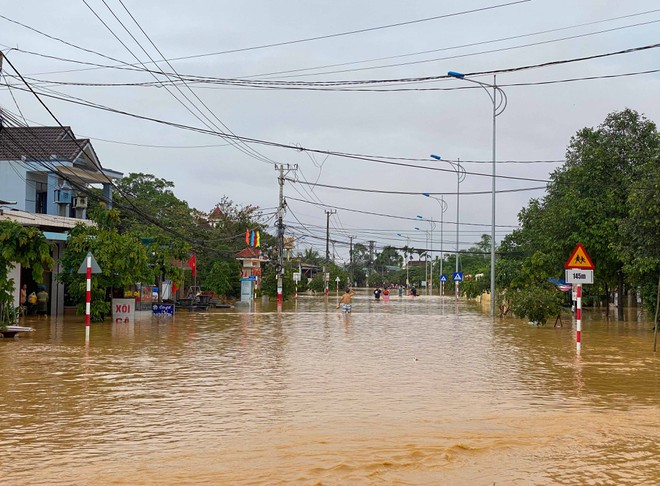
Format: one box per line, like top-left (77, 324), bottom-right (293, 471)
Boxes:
top-left (73, 196), bottom-right (88, 209)
top-left (54, 189), bottom-right (72, 204)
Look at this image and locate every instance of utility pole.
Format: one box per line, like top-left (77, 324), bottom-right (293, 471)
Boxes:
top-left (349, 235), bottom-right (354, 287)
top-left (325, 209), bottom-right (336, 263)
top-left (324, 209), bottom-right (336, 295)
top-left (368, 240), bottom-right (375, 287)
top-left (275, 164), bottom-right (297, 303)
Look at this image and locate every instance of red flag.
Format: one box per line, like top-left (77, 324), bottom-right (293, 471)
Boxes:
top-left (245, 228), bottom-right (250, 245)
top-left (172, 282), bottom-right (179, 293)
top-left (187, 254), bottom-right (197, 276)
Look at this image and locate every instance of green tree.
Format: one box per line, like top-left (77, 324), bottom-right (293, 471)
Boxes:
top-left (508, 285), bottom-right (564, 325)
top-left (206, 259), bottom-right (241, 297)
top-left (501, 109), bottom-right (658, 318)
top-left (616, 118), bottom-right (660, 318)
top-left (0, 222), bottom-right (53, 327)
top-left (58, 208), bottom-right (151, 321)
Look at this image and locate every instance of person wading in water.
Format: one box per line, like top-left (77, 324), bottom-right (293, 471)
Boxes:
top-left (337, 287), bottom-right (355, 313)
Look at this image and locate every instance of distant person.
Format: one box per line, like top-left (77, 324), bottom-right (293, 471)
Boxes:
top-left (36, 285), bottom-right (49, 317)
top-left (28, 290), bottom-right (38, 315)
top-left (337, 287), bottom-right (355, 313)
top-left (409, 286), bottom-right (417, 297)
top-left (20, 284), bottom-right (27, 308)
top-left (373, 287), bottom-right (382, 300)
top-left (382, 288), bottom-right (390, 300)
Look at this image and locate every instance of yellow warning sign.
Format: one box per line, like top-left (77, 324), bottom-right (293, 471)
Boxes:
top-left (565, 243), bottom-right (595, 269)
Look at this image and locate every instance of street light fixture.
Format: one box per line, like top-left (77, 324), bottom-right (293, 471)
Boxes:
top-left (447, 71), bottom-right (507, 317)
top-left (423, 193), bottom-right (447, 296)
top-left (430, 154), bottom-right (465, 302)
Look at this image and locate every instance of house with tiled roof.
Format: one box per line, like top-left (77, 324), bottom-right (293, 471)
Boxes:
top-left (0, 125), bottom-right (123, 315)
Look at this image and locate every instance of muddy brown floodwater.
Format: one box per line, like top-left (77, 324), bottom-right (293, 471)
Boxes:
top-left (1, 292), bottom-right (658, 485)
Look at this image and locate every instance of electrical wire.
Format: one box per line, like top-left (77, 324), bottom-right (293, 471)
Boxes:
top-left (285, 177), bottom-right (548, 195)
top-left (286, 196), bottom-right (520, 228)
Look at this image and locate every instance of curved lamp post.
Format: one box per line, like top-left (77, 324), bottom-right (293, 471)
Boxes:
top-left (447, 71), bottom-right (507, 316)
top-left (430, 155), bottom-right (466, 302)
top-left (423, 193), bottom-right (448, 296)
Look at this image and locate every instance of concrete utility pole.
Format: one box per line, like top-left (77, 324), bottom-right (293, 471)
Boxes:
top-left (325, 209), bottom-right (336, 263)
top-left (349, 235), bottom-right (354, 286)
top-left (368, 240), bottom-right (375, 286)
top-left (275, 164), bottom-right (297, 303)
top-left (323, 209), bottom-right (336, 295)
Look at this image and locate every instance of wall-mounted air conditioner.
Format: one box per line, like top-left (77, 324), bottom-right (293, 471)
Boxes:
top-left (73, 196), bottom-right (88, 209)
top-left (54, 188), bottom-right (72, 204)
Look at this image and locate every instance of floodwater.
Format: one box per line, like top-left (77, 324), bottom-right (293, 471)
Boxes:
top-left (1, 292), bottom-right (658, 485)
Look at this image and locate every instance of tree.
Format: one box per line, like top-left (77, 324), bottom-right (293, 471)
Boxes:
top-left (508, 284), bottom-right (563, 325)
top-left (502, 109), bottom-right (658, 318)
top-left (206, 259), bottom-right (241, 297)
top-left (0, 222), bottom-right (53, 327)
top-left (617, 118), bottom-right (660, 318)
top-left (58, 208), bottom-right (152, 321)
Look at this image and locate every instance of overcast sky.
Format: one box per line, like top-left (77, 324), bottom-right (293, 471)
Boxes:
top-left (1, 0), bottom-right (659, 263)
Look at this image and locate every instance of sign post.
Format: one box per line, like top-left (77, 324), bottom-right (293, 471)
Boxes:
top-left (293, 272), bottom-right (301, 300)
top-left (565, 243), bottom-right (595, 352)
top-left (453, 272), bottom-right (463, 302)
top-left (77, 252), bottom-right (102, 343)
top-left (440, 274), bottom-right (447, 297)
top-left (335, 276), bottom-right (341, 296)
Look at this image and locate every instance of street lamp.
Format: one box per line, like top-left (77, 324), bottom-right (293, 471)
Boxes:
top-left (423, 193), bottom-right (447, 296)
top-left (447, 71), bottom-right (507, 317)
top-left (430, 154), bottom-right (465, 302)
top-left (396, 233), bottom-right (410, 287)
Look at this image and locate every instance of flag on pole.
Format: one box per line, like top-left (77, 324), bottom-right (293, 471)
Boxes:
top-left (256, 231), bottom-right (260, 247)
top-left (250, 230), bottom-right (255, 246)
top-left (245, 228), bottom-right (250, 245)
top-left (187, 254), bottom-right (197, 276)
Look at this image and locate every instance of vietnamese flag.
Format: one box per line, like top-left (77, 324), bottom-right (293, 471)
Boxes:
top-left (187, 254), bottom-right (197, 276)
top-left (245, 228), bottom-right (250, 245)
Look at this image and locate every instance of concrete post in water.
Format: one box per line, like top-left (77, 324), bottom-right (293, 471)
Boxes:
top-left (576, 284), bottom-right (582, 352)
top-left (85, 255), bottom-right (91, 342)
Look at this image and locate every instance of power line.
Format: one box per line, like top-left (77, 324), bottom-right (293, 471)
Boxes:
top-left (285, 177), bottom-right (548, 194)
top-left (1, 1), bottom-right (530, 77)
top-left (287, 196), bottom-right (520, 228)
top-left (245, 8), bottom-right (660, 79)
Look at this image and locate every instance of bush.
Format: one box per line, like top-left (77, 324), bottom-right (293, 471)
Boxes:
top-left (508, 285), bottom-right (563, 325)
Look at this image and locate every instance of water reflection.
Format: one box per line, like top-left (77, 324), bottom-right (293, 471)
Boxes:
top-left (1, 293), bottom-right (658, 484)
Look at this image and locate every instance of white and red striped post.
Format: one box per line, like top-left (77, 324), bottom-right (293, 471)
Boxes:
top-left (576, 284), bottom-right (582, 352)
top-left (85, 254), bottom-right (91, 342)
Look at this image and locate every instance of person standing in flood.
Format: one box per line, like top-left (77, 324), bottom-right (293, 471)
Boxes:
top-left (36, 285), bottom-right (49, 317)
top-left (337, 287), bottom-right (355, 313)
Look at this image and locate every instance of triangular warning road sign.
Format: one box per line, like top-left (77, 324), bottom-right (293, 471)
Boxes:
top-left (565, 243), bottom-right (595, 269)
top-left (77, 251), bottom-right (103, 274)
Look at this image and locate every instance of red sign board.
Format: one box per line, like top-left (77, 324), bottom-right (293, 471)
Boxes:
top-left (565, 243), bottom-right (595, 269)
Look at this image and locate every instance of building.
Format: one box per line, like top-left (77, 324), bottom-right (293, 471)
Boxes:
top-left (0, 125), bottom-right (122, 315)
